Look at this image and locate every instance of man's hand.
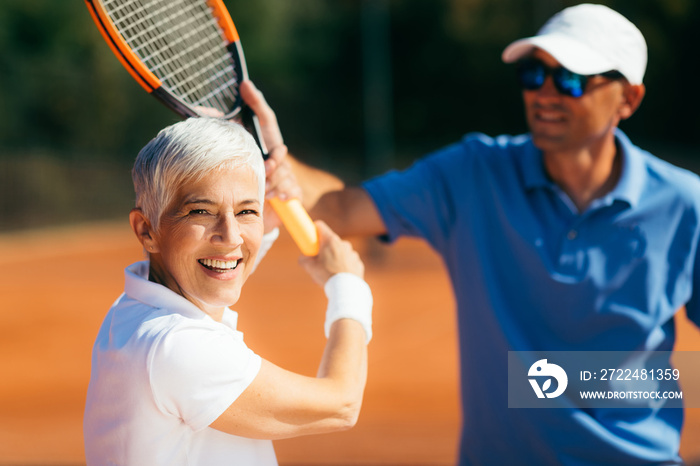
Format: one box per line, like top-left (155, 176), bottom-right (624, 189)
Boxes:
top-left (264, 144), bottom-right (300, 201)
top-left (240, 81), bottom-right (304, 233)
top-left (240, 80), bottom-right (284, 151)
top-left (262, 144), bottom-right (304, 233)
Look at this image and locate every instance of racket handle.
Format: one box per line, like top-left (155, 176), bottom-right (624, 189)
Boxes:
top-left (268, 197), bottom-right (319, 256)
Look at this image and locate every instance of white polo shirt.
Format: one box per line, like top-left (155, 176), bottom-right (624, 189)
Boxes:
top-left (84, 260), bottom-right (276, 465)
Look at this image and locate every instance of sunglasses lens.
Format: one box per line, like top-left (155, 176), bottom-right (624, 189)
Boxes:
top-left (516, 61), bottom-right (545, 90)
top-left (554, 68), bottom-right (587, 98)
top-left (516, 59), bottom-right (589, 98)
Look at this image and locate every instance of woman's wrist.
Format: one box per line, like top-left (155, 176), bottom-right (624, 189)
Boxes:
top-left (323, 273), bottom-right (373, 344)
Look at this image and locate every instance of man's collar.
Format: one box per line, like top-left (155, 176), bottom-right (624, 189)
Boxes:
top-left (520, 139), bottom-right (552, 190)
top-left (608, 129), bottom-right (645, 208)
top-left (520, 129), bottom-right (646, 208)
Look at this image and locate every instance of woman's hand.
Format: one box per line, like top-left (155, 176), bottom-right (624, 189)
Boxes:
top-left (298, 221), bottom-right (365, 286)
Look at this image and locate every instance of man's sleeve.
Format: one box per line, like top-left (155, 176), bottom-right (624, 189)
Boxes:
top-left (361, 145), bottom-right (463, 251)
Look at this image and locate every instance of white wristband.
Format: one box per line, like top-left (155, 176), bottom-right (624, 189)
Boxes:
top-left (324, 273), bottom-right (373, 344)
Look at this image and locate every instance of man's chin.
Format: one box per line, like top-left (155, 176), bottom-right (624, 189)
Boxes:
top-left (531, 133), bottom-right (570, 153)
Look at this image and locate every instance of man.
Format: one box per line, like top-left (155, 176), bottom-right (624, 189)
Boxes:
top-left (248, 4), bottom-right (700, 465)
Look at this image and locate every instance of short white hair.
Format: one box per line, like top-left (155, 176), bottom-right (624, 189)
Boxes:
top-left (132, 117), bottom-right (264, 231)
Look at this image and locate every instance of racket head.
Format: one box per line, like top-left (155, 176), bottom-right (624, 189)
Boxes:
top-left (85, 0), bottom-right (317, 254)
top-left (85, 0), bottom-right (250, 121)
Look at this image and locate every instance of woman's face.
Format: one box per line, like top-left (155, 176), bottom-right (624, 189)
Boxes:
top-left (148, 164), bottom-right (263, 320)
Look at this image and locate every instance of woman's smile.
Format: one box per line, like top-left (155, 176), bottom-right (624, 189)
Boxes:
top-left (197, 256), bottom-right (243, 279)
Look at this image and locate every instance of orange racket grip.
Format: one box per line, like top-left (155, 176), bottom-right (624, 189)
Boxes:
top-left (268, 197), bottom-right (319, 256)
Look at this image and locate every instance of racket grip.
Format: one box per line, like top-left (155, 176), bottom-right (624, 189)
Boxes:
top-left (269, 197), bottom-right (319, 256)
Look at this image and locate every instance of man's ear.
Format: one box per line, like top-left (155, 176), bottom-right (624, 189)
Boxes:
top-left (619, 83), bottom-right (646, 120)
top-left (129, 208), bottom-right (159, 254)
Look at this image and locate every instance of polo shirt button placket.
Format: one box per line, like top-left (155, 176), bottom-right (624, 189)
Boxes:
top-left (558, 223), bottom-right (588, 279)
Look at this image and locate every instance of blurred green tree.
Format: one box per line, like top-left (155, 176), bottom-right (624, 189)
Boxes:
top-left (0, 0), bottom-right (698, 231)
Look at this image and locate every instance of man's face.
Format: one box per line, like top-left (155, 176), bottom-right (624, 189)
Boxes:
top-left (523, 49), bottom-right (628, 155)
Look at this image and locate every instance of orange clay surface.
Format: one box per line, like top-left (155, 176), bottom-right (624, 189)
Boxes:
top-left (0, 221), bottom-right (699, 465)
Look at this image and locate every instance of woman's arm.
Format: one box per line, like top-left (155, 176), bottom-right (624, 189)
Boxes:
top-left (210, 221), bottom-right (372, 439)
top-left (211, 321), bottom-right (367, 439)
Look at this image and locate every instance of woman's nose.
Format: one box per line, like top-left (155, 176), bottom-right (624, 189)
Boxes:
top-left (212, 213), bottom-right (243, 247)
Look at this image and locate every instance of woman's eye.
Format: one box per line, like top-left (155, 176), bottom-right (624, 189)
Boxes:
top-left (238, 209), bottom-right (259, 216)
top-left (188, 209), bottom-right (209, 216)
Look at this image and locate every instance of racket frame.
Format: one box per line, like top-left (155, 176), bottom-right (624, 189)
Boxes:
top-left (85, 0), bottom-right (247, 121)
top-left (86, 0), bottom-right (317, 255)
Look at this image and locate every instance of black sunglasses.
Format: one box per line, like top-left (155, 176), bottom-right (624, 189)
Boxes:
top-left (515, 58), bottom-right (623, 98)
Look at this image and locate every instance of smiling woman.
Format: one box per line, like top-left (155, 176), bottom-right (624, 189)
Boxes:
top-left (83, 117), bottom-right (373, 465)
top-left (133, 164), bottom-right (264, 321)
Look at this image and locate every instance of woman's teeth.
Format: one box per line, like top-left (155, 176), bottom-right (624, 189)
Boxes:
top-left (199, 259), bottom-right (239, 271)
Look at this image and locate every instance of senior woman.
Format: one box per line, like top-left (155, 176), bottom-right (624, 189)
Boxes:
top-left (83, 117), bottom-right (372, 465)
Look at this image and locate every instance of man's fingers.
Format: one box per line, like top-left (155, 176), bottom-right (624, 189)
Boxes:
top-left (194, 105), bottom-right (225, 118)
top-left (267, 145), bottom-right (287, 164)
top-left (266, 179), bottom-right (302, 201)
top-left (265, 145), bottom-right (298, 200)
top-left (264, 146), bottom-right (287, 174)
top-left (240, 81), bottom-right (283, 148)
top-left (240, 81), bottom-right (271, 122)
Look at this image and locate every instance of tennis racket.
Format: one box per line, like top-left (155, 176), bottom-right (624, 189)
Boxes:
top-left (85, 0), bottom-right (319, 256)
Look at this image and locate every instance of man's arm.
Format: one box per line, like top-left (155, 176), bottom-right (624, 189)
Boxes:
top-left (276, 153), bottom-right (387, 237)
top-left (241, 80), bottom-right (387, 239)
top-left (310, 186), bottom-right (387, 238)
top-left (286, 154), bottom-right (344, 209)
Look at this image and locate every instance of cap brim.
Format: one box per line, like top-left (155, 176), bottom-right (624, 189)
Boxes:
top-left (502, 34), bottom-right (615, 76)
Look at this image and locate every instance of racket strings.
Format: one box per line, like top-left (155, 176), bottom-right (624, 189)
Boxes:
top-left (103, 0), bottom-right (240, 113)
top-left (135, 0), bottom-right (236, 109)
top-left (165, 8), bottom-right (239, 107)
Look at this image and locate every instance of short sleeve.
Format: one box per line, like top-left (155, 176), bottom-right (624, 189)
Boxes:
top-left (362, 145), bottom-right (461, 250)
top-left (148, 322), bottom-right (262, 431)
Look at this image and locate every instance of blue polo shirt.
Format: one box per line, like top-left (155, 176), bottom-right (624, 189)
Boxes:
top-left (362, 130), bottom-right (700, 465)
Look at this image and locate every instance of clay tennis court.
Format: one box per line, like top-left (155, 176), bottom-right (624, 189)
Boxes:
top-left (1, 221), bottom-right (699, 465)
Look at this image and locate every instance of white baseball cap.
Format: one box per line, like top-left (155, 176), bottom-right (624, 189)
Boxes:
top-left (501, 3), bottom-right (647, 84)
